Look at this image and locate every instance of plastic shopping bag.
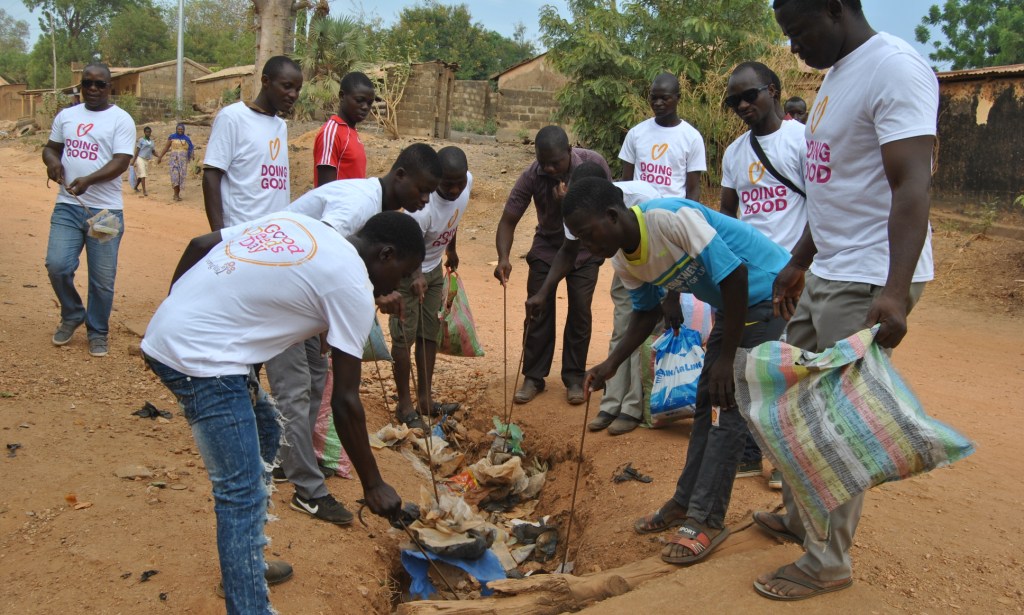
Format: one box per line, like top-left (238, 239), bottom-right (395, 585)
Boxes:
top-left (734, 326), bottom-right (975, 539)
top-left (437, 272), bottom-right (484, 357)
top-left (646, 328), bottom-right (705, 427)
top-left (680, 293), bottom-right (715, 345)
top-left (362, 315), bottom-right (393, 362)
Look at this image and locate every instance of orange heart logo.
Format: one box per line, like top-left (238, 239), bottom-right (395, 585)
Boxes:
top-left (76, 123), bottom-right (94, 137)
top-left (269, 137), bottom-right (281, 161)
top-left (447, 208), bottom-right (460, 229)
top-left (809, 96), bottom-right (829, 134)
top-left (748, 161), bottom-right (765, 184)
top-left (651, 143), bottom-right (668, 160)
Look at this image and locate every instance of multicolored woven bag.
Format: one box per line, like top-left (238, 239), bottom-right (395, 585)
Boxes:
top-left (437, 272), bottom-right (484, 357)
top-left (734, 326), bottom-right (975, 539)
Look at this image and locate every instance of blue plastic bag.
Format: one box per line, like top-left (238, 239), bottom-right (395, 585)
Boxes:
top-left (648, 328), bottom-right (704, 426)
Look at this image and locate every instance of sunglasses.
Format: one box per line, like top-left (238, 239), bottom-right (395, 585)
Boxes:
top-left (81, 79), bottom-right (110, 90)
top-left (723, 84), bottom-right (770, 109)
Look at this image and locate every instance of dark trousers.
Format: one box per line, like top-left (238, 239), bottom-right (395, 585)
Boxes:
top-left (671, 300), bottom-right (786, 528)
top-left (522, 254), bottom-right (600, 387)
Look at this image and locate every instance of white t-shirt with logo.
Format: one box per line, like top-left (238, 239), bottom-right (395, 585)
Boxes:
top-left (721, 119), bottom-right (807, 251)
top-left (803, 32), bottom-right (937, 284)
top-left (618, 118), bottom-right (707, 197)
top-left (564, 180), bottom-right (662, 240)
top-left (49, 104), bottom-right (136, 210)
top-left (141, 212), bottom-right (374, 377)
top-left (408, 172), bottom-right (473, 271)
top-left (204, 101), bottom-right (291, 226)
top-left (285, 177), bottom-right (383, 236)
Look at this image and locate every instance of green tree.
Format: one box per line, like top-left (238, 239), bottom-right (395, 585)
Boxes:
top-left (175, 0), bottom-right (256, 69)
top-left (0, 8), bottom-right (30, 83)
top-left (915, 0), bottom-right (1024, 70)
top-left (100, 4), bottom-right (174, 66)
top-left (540, 0), bottom-right (776, 180)
top-left (382, 1), bottom-right (534, 80)
top-left (291, 15), bottom-right (370, 120)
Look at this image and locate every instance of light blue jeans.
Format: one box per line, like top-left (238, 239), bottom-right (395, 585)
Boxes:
top-left (44, 203), bottom-right (124, 339)
top-left (146, 358), bottom-right (280, 615)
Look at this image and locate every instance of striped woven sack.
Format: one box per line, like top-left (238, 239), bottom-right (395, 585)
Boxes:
top-left (437, 272), bottom-right (484, 357)
top-left (312, 358), bottom-right (353, 477)
top-left (734, 326), bottom-right (975, 539)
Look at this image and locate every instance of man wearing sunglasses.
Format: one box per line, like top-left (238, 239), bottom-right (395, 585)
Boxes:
top-left (42, 63), bottom-right (136, 358)
top-left (753, 0), bottom-right (938, 601)
top-left (719, 62), bottom-right (808, 488)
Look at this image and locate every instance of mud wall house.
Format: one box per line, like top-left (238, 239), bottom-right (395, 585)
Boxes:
top-left (72, 59), bottom-right (212, 122)
top-left (192, 65), bottom-right (256, 111)
top-left (389, 61), bottom-right (457, 139)
top-left (490, 53), bottom-right (568, 143)
top-left (934, 64), bottom-right (1024, 204)
top-left (0, 76), bottom-right (29, 122)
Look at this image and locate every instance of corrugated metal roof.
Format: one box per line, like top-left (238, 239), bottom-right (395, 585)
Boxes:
top-left (936, 63), bottom-right (1024, 82)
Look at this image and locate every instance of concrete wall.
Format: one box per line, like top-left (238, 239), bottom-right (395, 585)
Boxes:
top-left (194, 75), bottom-right (255, 109)
top-left (450, 80), bottom-right (492, 128)
top-left (934, 78), bottom-right (1024, 203)
top-left (493, 88), bottom-right (562, 143)
top-left (393, 61), bottom-right (456, 138)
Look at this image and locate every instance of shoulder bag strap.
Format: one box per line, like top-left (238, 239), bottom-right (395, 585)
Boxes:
top-left (749, 133), bottom-right (806, 199)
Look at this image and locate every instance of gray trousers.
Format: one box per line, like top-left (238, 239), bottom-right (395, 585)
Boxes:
top-left (265, 335), bottom-right (330, 500)
top-left (600, 274), bottom-right (648, 420)
top-left (779, 273), bottom-right (925, 581)
top-left (672, 300), bottom-right (786, 528)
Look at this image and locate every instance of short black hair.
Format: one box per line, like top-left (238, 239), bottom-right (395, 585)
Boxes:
top-left (773, 0), bottom-right (862, 11)
top-left (340, 71), bottom-right (374, 94)
top-left (262, 55), bottom-right (301, 78)
top-left (733, 62), bottom-right (782, 99)
top-left (785, 96), bottom-right (807, 107)
top-left (562, 177), bottom-right (626, 220)
top-left (651, 72), bottom-right (680, 95)
top-left (535, 125), bottom-right (569, 152)
top-left (570, 160), bottom-right (611, 184)
top-left (357, 211), bottom-right (426, 261)
top-left (437, 146), bottom-right (468, 174)
top-left (390, 143), bottom-right (442, 179)
top-left (82, 63), bottom-right (112, 81)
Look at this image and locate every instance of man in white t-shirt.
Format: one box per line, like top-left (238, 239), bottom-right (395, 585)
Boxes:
top-left (43, 63), bottom-right (136, 358)
top-left (619, 73), bottom-right (706, 200)
top-left (141, 211), bottom-right (424, 614)
top-left (266, 144), bottom-right (441, 524)
top-left (387, 147), bottom-right (471, 425)
top-left (720, 61), bottom-right (808, 486)
top-left (526, 161), bottom-right (661, 435)
top-left (753, 0), bottom-right (939, 601)
top-left (202, 56), bottom-right (303, 231)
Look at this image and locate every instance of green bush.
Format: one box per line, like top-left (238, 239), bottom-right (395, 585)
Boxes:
top-left (451, 118), bottom-right (497, 136)
top-left (115, 93), bottom-right (139, 122)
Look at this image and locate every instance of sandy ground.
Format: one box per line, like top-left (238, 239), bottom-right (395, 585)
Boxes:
top-left (1, 125), bottom-right (1023, 614)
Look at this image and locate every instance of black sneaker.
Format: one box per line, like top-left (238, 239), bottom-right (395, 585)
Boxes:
top-left (290, 493), bottom-right (353, 525)
top-left (736, 459), bottom-right (763, 478)
top-left (271, 466), bottom-right (288, 483)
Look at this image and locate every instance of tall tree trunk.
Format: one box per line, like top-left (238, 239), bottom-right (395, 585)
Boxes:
top-left (251, 0), bottom-right (311, 93)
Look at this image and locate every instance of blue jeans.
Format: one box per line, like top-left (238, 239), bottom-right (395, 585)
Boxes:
top-left (146, 358), bottom-right (280, 615)
top-left (44, 203), bottom-right (124, 339)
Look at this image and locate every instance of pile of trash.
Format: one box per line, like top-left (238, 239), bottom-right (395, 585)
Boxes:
top-left (371, 415), bottom-right (562, 598)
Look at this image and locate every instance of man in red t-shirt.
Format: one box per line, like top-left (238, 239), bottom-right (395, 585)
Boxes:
top-left (313, 72), bottom-right (375, 186)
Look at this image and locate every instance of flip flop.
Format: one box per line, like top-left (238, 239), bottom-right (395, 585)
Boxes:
top-left (430, 402), bottom-right (460, 417)
top-left (633, 508), bottom-right (685, 534)
top-left (661, 524), bottom-right (730, 565)
top-left (397, 412), bottom-right (427, 430)
top-left (752, 511), bottom-right (801, 545)
top-left (753, 565), bottom-right (853, 601)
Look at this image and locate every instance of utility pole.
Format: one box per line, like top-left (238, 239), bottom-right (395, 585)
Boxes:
top-left (175, 0), bottom-right (185, 117)
top-left (49, 13), bottom-right (57, 92)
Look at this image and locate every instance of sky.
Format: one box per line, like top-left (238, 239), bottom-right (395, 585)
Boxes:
top-left (5, 0), bottom-right (945, 65)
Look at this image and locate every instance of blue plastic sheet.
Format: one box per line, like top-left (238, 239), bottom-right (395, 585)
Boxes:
top-left (401, 548), bottom-right (506, 599)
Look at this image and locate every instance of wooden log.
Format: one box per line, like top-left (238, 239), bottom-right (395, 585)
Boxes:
top-left (395, 556), bottom-right (676, 615)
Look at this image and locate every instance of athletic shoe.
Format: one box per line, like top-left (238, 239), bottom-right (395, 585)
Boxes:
top-left (52, 321), bottom-right (82, 346)
top-left (736, 459), bottom-right (763, 478)
top-left (215, 559), bottom-right (293, 598)
top-left (290, 493), bottom-right (354, 525)
top-left (271, 465), bottom-right (288, 483)
top-left (88, 337), bottom-right (108, 357)
top-left (768, 469), bottom-right (783, 490)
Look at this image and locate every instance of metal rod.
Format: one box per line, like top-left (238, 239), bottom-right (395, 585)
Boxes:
top-left (398, 521), bottom-right (461, 599)
top-left (561, 392), bottom-right (593, 571)
top-left (401, 311), bottom-right (440, 504)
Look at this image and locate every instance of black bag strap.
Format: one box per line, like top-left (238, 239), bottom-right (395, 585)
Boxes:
top-left (749, 133), bottom-right (806, 199)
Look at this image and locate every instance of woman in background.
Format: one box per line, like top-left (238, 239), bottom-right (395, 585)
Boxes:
top-left (155, 123), bottom-right (194, 201)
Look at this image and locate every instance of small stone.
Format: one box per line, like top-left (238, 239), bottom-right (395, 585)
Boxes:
top-left (115, 465), bottom-right (153, 479)
top-left (357, 586), bottom-right (369, 597)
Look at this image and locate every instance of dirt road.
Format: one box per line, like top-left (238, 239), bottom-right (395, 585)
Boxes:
top-left (1, 131), bottom-right (1022, 614)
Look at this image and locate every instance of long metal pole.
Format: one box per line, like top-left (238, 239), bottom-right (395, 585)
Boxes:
top-left (175, 0), bottom-right (184, 117)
